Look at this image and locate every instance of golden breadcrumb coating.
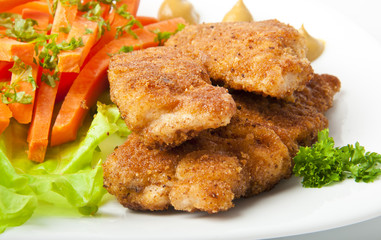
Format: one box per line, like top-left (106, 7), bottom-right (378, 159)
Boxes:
top-left (165, 19), bottom-right (314, 99)
top-left (103, 74), bottom-right (341, 213)
top-left (108, 46), bottom-right (236, 149)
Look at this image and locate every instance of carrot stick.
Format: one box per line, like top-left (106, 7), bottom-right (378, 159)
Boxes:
top-left (51, 18), bottom-right (185, 146)
top-left (27, 78), bottom-right (58, 162)
top-left (132, 16), bottom-right (159, 29)
top-left (85, 0), bottom-right (140, 62)
top-left (0, 38), bottom-right (35, 65)
top-left (0, 0), bottom-right (43, 12)
top-left (8, 1), bottom-right (52, 22)
top-left (7, 63), bottom-right (39, 124)
top-left (56, 72), bottom-right (78, 103)
top-left (51, 0), bottom-right (78, 43)
top-left (57, 16), bottom-right (99, 73)
top-left (0, 61), bottom-right (13, 82)
top-left (0, 98), bottom-right (12, 135)
top-left (26, 0), bottom-right (77, 161)
top-left (21, 9), bottom-right (51, 30)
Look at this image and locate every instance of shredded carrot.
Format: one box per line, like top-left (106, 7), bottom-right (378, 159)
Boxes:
top-left (51, 18), bottom-right (185, 146)
top-left (57, 16), bottom-right (99, 73)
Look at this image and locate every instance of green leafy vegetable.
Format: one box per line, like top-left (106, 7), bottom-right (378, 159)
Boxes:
top-left (0, 103), bottom-right (130, 233)
top-left (293, 129), bottom-right (381, 188)
top-left (114, 4), bottom-right (142, 39)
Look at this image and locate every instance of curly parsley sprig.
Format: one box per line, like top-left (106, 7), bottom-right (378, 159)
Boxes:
top-left (293, 129), bottom-right (381, 188)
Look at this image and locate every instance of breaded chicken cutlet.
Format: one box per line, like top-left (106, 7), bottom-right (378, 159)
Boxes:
top-left (103, 74), bottom-right (341, 213)
top-left (108, 46), bottom-right (236, 149)
top-left (165, 19), bottom-right (314, 100)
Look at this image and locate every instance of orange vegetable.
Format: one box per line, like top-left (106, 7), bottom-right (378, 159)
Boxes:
top-left (51, 18), bottom-right (185, 146)
top-left (133, 16), bottom-right (159, 29)
top-left (7, 64), bottom-right (39, 124)
top-left (26, 0), bottom-right (77, 161)
top-left (51, 0), bottom-right (78, 43)
top-left (0, 38), bottom-right (35, 65)
top-left (0, 0), bottom-right (42, 12)
top-left (85, 0), bottom-right (140, 62)
top-left (21, 8), bottom-right (51, 30)
top-left (27, 77), bottom-right (58, 162)
top-left (57, 16), bottom-right (99, 73)
top-left (56, 72), bottom-right (79, 103)
top-left (8, 1), bottom-right (50, 17)
top-left (0, 98), bottom-right (12, 135)
top-left (0, 61), bottom-right (12, 81)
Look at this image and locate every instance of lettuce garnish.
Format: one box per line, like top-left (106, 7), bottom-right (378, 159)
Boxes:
top-left (0, 103), bottom-right (129, 233)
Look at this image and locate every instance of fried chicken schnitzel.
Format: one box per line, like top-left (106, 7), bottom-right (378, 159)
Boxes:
top-left (165, 19), bottom-right (314, 100)
top-left (108, 46), bottom-right (236, 148)
top-left (103, 74), bottom-right (341, 213)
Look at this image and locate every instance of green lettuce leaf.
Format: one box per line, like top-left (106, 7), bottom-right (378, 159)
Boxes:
top-left (0, 103), bottom-right (129, 233)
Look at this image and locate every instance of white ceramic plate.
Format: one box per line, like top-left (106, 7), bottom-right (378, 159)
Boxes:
top-left (3, 0), bottom-right (381, 239)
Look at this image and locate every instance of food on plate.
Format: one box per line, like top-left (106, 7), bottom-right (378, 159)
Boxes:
top-left (158, 0), bottom-right (200, 24)
top-left (108, 46), bottom-right (236, 148)
top-left (299, 25), bottom-right (325, 62)
top-left (294, 129), bottom-right (381, 188)
top-left (165, 19), bottom-right (313, 100)
top-left (222, 0), bottom-right (253, 22)
top-left (103, 74), bottom-right (341, 213)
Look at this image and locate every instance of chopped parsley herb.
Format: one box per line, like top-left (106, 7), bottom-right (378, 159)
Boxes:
top-left (84, 28), bottom-right (94, 34)
top-left (0, 57), bottom-right (36, 104)
top-left (0, 13), bottom-right (21, 29)
top-left (59, 25), bottom-right (72, 34)
top-left (118, 45), bottom-right (134, 54)
top-left (34, 35), bottom-right (84, 86)
top-left (115, 4), bottom-right (142, 39)
top-left (293, 129), bottom-right (381, 188)
top-left (153, 23), bottom-right (185, 46)
top-left (78, 1), bottom-right (111, 37)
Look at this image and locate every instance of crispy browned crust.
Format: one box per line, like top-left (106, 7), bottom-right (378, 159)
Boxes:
top-left (103, 74), bottom-right (341, 213)
top-left (108, 46), bottom-right (236, 149)
top-left (165, 19), bottom-right (314, 99)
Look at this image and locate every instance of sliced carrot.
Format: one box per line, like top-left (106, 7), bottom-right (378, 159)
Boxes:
top-left (132, 16), bottom-right (159, 29)
top-left (0, 38), bottom-right (35, 65)
top-left (8, 1), bottom-right (52, 22)
top-left (51, 0), bottom-right (78, 43)
top-left (0, 0), bottom-right (43, 12)
top-left (27, 77), bottom-right (58, 162)
top-left (57, 16), bottom-right (99, 73)
top-left (0, 61), bottom-right (13, 82)
top-left (21, 9), bottom-right (51, 30)
top-left (50, 18), bottom-right (185, 146)
top-left (56, 72), bottom-right (79, 103)
top-left (85, 0), bottom-right (140, 62)
top-left (143, 17), bottom-right (186, 32)
top-left (7, 63), bottom-right (39, 124)
top-left (0, 98), bottom-right (12, 135)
